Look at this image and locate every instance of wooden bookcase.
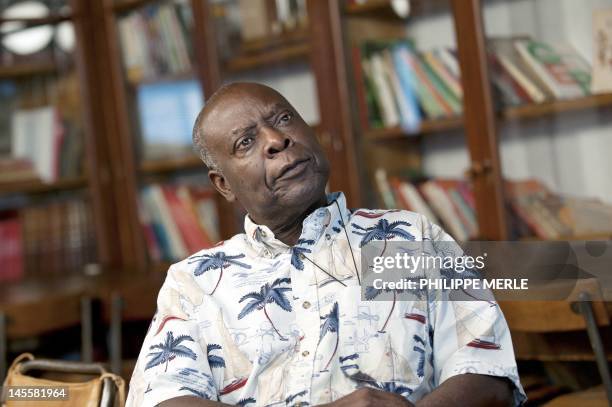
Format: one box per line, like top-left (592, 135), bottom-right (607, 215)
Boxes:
top-left (2, 0), bottom-right (610, 280)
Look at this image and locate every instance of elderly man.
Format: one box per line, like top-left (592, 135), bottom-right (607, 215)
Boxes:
top-left (127, 83), bottom-right (525, 407)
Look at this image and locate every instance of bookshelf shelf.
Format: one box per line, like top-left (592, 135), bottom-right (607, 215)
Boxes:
top-left (0, 176), bottom-right (87, 197)
top-left (345, 0), bottom-right (449, 18)
top-left (0, 14), bottom-right (72, 25)
top-left (111, 0), bottom-right (152, 13)
top-left (223, 41), bottom-right (310, 73)
top-left (140, 155), bottom-right (204, 175)
top-left (503, 93), bottom-right (612, 121)
top-left (365, 116), bottom-right (464, 140)
top-left (519, 233), bottom-right (612, 241)
top-left (126, 70), bottom-right (196, 86)
top-left (364, 94), bottom-right (612, 141)
top-left (0, 62), bottom-right (57, 79)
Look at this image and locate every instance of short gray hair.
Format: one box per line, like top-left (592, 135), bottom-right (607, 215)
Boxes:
top-left (192, 108), bottom-right (220, 172)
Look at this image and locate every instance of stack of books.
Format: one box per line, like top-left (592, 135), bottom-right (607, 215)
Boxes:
top-left (139, 182), bottom-right (220, 262)
top-left (375, 169), bottom-right (612, 241)
top-left (0, 198), bottom-right (97, 283)
top-left (117, 2), bottom-right (194, 83)
top-left (354, 40), bottom-right (462, 133)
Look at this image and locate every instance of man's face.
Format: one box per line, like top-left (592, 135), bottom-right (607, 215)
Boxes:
top-left (203, 84), bottom-right (330, 222)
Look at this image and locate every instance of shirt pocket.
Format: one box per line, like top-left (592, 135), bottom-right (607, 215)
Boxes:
top-left (333, 285), bottom-right (426, 394)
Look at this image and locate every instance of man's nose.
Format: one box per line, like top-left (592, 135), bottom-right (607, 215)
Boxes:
top-left (262, 126), bottom-right (291, 157)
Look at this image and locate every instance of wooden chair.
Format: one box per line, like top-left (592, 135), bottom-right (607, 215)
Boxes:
top-left (105, 277), bottom-right (161, 376)
top-left (499, 278), bottom-right (612, 405)
top-left (0, 292), bottom-right (94, 381)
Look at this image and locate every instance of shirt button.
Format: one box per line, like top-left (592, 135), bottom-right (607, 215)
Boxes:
top-left (302, 301), bottom-right (311, 309)
top-left (302, 350), bottom-right (310, 357)
top-left (299, 253), bottom-right (305, 259)
top-left (325, 233), bottom-right (331, 240)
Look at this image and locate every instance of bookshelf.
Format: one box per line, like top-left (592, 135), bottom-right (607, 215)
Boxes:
top-left (331, 0), bottom-right (612, 242)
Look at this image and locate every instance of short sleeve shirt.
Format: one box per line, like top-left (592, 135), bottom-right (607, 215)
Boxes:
top-left (126, 192), bottom-right (526, 406)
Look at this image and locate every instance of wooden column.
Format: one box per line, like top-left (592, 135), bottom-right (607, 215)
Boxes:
top-left (307, 0), bottom-right (361, 208)
top-left (70, 0), bottom-right (124, 268)
top-left (451, 0), bottom-right (507, 240)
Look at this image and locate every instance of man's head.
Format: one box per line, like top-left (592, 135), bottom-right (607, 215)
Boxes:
top-left (193, 82), bottom-right (330, 228)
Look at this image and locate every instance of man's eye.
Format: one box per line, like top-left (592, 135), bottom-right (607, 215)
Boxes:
top-left (238, 136), bottom-right (254, 149)
top-left (280, 113), bottom-right (292, 123)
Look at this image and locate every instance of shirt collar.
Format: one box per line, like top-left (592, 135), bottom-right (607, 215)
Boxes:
top-left (243, 192), bottom-right (351, 257)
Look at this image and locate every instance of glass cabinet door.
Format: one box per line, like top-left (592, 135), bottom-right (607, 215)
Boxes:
top-left (481, 0), bottom-right (612, 240)
top-left (1, 0), bottom-right (97, 280)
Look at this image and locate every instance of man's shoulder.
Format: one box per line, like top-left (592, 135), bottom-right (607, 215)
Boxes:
top-left (165, 232), bottom-right (248, 279)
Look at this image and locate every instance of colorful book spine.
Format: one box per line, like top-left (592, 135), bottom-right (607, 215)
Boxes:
top-left (382, 49), bottom-right (422, 133)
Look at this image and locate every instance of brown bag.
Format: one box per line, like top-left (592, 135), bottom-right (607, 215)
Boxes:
top-left (1, 353), bottom-right (125, 407)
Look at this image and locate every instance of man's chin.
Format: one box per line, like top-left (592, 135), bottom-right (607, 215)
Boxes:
top-left (274, 179), bottom-right (327, 208)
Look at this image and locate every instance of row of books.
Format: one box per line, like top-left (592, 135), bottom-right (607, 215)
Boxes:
top-left (354, 41), bottom-right (463, 132)
top-left (118, 1), bottom-right (194, 84)
top-left (375, 169), bottom-right (476, 241)
top-left (1, 105), bottom-right (82, 184)
top-left (355, 37), bottom-right (594, 133)
top-left (506, 180), bottom-right (612, 240)
top-left (0, 198), bottom-right (96, 283)
top-left (139, 183), bottom-right (220, 262)
top-left (375, 169), bottom-right (612, 241)
top-left (488, 38), bottom-right (592, 106)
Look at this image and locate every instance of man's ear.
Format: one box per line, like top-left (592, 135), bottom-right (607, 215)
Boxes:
top-left (209, 170), bottom-right (235, 202)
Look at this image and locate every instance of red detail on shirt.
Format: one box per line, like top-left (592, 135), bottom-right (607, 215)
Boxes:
top-left (155, 316), bottom-right (187, 335)
top-left (220, 377), bottom-right (248, 395)
top-left (353, 210), bottom-right (401, 218)
top-left (404, 313), bottom-right (426, 324)
top-left (467, 339), bottom-right (501, 350)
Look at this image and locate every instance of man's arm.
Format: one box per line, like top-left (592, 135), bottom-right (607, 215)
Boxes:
top-left (416, 374), bottom-right (514, 407)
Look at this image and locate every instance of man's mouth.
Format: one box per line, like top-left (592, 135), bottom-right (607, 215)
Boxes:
top-left (276, 158), bottom-right (310, 180)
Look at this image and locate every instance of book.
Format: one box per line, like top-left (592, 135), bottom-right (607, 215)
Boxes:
top-left (422, 50), bottom-right (463, 101)
top-left (0, 215), bottom-right (24, 282)
top-left (515, 40), bottom-right (584, 100)
top-left (162, 185), bottom-right (212, 254)
top-left (390, 44), bottom-right (423, 132)
top-left (137, 79), bottom-right (204, 160)
top-left (368, 52), bottom-right (401, 127)
top-left (374, 168), bottom-right (397, 209)
top-left (592, 8), bottom-right (612, 94)
top-left (382, 49), bottom-right (421, 133)
top-left (11, 106), bottom-right (62, 183)
top-left (389, 177), bottom-right (439, 224)
top-left (436, 48), bottom-right (461, 79)
top-left (487, 52), bottom-right (531, 106)
top-left (420, 180), bottom-right (468, 241)
top-left (489, 37), bottom-right (548, 103)
top-left (394, 43), bottom-right (446, 118)
top-left (554, 43), bottom-right (592, 96)
top-left (419, 52), bottom-right (462, 114)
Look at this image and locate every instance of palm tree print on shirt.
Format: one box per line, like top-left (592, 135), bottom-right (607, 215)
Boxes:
top-left (291, 239), bottom-right (315, 270)
top-left (319, 302), bottom-right (339, 372)
top-left (145, 331), bottom-right (197, 372)
top-left (206, 344), bottom-right (225, 368)
top-left (351, 219), bottom-right (415, 257)
top-left (413, 334), bottom-right (426, 377)
top-left (188, 252), bottom-right (251, 295)
top-left (364, 280), bottom-right (424, 334)
top-left (238, 277), bottom-right (292, 341)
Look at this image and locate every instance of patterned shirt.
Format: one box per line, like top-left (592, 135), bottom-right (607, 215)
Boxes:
top-left (127, 192), bottom-right (526, 407)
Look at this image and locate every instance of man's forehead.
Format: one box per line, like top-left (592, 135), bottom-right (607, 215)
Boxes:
top-left (205, 88), bottom-right (291, 133)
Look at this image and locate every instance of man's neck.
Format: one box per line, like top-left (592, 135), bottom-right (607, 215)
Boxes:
top-left (259, 195), bottom-right (328, 246)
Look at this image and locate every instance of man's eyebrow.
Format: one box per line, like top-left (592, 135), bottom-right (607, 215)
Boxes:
top-left (230, 123), bottom-right (257, 137)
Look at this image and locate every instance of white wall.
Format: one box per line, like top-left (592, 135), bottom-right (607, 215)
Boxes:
top-left (408, 0), bottom-right (612, 203)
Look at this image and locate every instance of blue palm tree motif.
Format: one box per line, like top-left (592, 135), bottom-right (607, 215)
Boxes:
top-left (146, 331), bottom-right (197, 372)
top-left (206, 343), bottom-right (225, 368)
top-left (237, 397), bottom-right (256, 406)
top-left (286, 390), bottom-right (308, 403)
top-left (319, 303), bottom-right (339, 372)
top-left (291, 239), bottom-right (315, 270)
top-left (179, 386), bottom-right (212, 399)
top-left (351, 219), bottom-right (415, 256)
top-left (238, 277), bottom-right (292, 341)
top-left (376, 381), bottom-right (413, 397)
top-left (413, 334), bottom-right (426, 378)
top-left (188, 252), bottom-right (251, 295)
top-left (365, 280), bottom-right (423, 334)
